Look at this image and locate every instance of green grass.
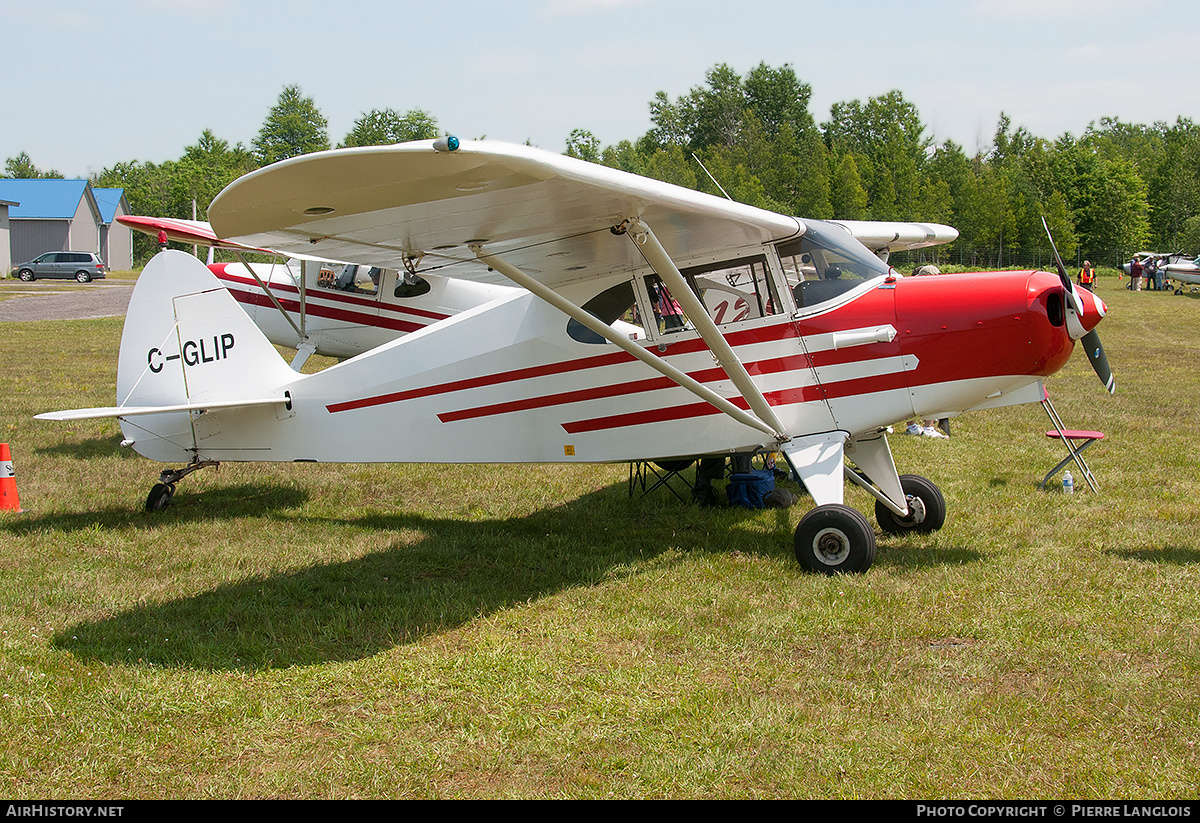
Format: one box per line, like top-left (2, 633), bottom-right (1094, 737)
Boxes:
top-left (1, 269), bottom-right (1198, 798)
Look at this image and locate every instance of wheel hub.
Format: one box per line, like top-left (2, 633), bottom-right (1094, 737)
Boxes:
top-left (904, 495), bottom-right (927, 525)
top-left (811, 527), bottom-right (851, 565)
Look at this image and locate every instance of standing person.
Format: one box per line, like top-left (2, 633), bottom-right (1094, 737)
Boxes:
top-left (1154, 257), bottom-right (1166, 291)
top-left (1130, 256), bottom-right (1143, 292)
top-left (1077, 260), bottom-right (1096, 292)
top-left (1143, 256), bottom-right (1158, 291)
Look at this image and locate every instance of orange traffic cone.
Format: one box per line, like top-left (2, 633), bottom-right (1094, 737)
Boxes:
top-left (0, 443), bottom-right (24, 513)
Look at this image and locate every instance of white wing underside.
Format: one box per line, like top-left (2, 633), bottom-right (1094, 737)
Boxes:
top-left (208, 140), bottom-right (954, 289)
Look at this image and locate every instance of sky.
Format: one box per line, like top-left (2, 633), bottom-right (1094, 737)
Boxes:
top-left (3, 0), bottom-right (1197, 179)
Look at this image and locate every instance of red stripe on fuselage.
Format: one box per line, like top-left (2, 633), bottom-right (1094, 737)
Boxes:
top-left (325, 271), bottom-right (1073, 433)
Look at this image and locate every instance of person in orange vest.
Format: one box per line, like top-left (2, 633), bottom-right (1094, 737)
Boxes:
top-left (1077, 260), bottom-right (1096, 292)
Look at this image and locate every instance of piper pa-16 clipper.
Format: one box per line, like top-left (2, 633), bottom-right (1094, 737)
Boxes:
top-left (41, 139), bottom-right (1114, 574)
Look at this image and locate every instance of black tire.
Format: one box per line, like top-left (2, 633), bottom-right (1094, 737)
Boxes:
top-left (18, 269), bottom-right (34, 282)
top-left (145, 483), bottom-right (174, 512)
top-left (794, 504), bottom-right (876, 574)
top-left (875, 474), bottom-right (946, 534)
top-left (75, 271), bottom-right (92, 283)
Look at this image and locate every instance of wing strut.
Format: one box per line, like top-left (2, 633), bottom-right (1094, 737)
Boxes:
top-left (232, 251), bottom-right (307, 343)
top-left (626, 219), bottom-right (789, 440)
top-left (469, 244), bottom-right (781, 440)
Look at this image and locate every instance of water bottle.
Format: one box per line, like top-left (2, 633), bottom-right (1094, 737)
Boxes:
top-left (1063, 470), bottom-right (1074, 494)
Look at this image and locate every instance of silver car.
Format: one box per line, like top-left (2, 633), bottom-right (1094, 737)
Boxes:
top-left (14, 251), bottom-right (107, 282)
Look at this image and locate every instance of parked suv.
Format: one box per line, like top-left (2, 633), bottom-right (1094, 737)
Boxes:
top-left (14, 252), bottom-right (107, 282)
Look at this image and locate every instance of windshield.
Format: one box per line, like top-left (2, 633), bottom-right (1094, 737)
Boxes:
top-left (777, 220), bottom-right (891, 309)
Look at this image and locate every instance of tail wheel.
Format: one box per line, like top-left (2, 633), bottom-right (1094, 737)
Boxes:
top-left (145, 483), bottom-right (175, 512)
top-left (875, 474), bottom-right (946, 534)
top-left (794, 504), bottom-right (876, 574)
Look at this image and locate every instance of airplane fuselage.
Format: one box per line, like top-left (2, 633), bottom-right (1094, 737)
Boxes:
top-left (123, 261), bottom-right (1086, 469)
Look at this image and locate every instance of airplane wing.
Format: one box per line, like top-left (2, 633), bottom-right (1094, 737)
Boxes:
top-left (118, 215), bottom-right (274, 253)
top-left (828, 219), bottom-right (958, 255)
top-left (207, 140), bottom-right (804, 288)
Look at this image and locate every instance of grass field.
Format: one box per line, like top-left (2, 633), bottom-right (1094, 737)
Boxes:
top-left (0, 269), bottom-right (1197, 799)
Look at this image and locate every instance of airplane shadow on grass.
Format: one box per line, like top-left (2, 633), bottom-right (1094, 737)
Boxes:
top-left (36, 434), bottom-right (135, 461)
top-left (47, 482), bottom-right (983, 672)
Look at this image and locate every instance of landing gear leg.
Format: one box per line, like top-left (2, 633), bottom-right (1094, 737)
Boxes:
top-left (144, 460), bottom-right (218, 512)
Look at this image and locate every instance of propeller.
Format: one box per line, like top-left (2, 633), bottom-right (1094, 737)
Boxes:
top-left (1042, 217), bottom-right (1115, 394)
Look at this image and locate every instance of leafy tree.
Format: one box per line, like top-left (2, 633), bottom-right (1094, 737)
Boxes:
top-left (94, 129), bottom-right (256, 263)
top-left (341, 108), bottom-right (439, 148)
top-left (4, 152), bottom-right (63, 178)
top-left (632, 63), bottom-right (829, 216)
top-left (1040, 189), bottom-right (1079, 262)
top-left (252, 85), bottom-right (330, 166)
top-left (565, 129), bottom-right (602, 163)
top-left (1148, 118), bottom-right (1200, 249)
top-left (1051, 139), bottom-right (1150, 260)
top-left (830, 153), bottom-right (869, 219)
top-left (1177, 215), bottom-right (1200, 256)
top-left (824, 90), bottom-right (928, 220)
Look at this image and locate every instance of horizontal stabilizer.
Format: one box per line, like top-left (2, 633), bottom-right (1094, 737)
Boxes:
top-left (35, 396), bottom-right (289, 422)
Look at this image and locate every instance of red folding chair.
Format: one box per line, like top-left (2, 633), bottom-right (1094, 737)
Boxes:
top-left (1039, 391), bottom-right (1102, 492)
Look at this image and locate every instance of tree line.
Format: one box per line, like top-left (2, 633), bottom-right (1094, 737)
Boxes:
top-left (7, 68), bottom-right (1199, 269)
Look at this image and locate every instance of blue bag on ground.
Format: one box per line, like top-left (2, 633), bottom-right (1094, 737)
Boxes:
top-left (726, 469), bottom-right (775, 508)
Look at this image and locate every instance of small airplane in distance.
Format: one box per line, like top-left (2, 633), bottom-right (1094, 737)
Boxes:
top-left (119, 212), bottom-right (960, 368)
top-left (43, 139), bottom-right (1113, 575)
top-left (1160, 254), bottom-right (1200, 292)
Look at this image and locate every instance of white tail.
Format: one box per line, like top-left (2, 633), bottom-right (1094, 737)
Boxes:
top-left (38, 251), bottom-right (297, 464)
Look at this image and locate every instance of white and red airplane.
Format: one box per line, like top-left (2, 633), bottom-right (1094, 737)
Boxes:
top-left (43, 139), bottom-right (1113, 574)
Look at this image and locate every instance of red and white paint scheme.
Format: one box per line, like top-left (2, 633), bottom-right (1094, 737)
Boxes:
top-left (48, 140), bottom-right (1113, 574)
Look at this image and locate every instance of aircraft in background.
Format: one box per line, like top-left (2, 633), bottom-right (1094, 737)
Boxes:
top-left (119, 214), bottom-right (519, 369)
top-left (43, 139), bottom-right (1112, 575)
top-left (1160, 254), bottom-right (1200, 292)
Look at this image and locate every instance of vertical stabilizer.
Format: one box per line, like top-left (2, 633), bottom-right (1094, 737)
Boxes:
top-left (113, 250), bottom-right (296, 462)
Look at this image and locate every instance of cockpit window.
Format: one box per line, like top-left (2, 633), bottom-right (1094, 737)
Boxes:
top-left (566, 280), bottom-right (645, 344)
top-left (317, 263), bottom-right (381, 295)
top-left (680, 255), bottom-right (781, 325)
top-left (394, 271), bottom-right (431, 298)
top-left (777, 221), bottom-right (890, 308)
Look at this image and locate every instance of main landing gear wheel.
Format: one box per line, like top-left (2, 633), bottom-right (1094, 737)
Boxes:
top-left (794, 504), bottom-right (876, 574)
top-left (875, 474), bottom-right (946, 535)
top-left (145, 482), bottom-right (175, 512)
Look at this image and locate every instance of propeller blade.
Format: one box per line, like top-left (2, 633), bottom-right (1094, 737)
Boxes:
top-left (1041, 217), bottom-right (1084, 315)
top-left (1081, 329), bottom-right (1116, 394)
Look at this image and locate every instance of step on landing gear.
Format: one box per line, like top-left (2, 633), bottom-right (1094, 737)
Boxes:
top-left (145, 460), bottom-right (219, 512)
